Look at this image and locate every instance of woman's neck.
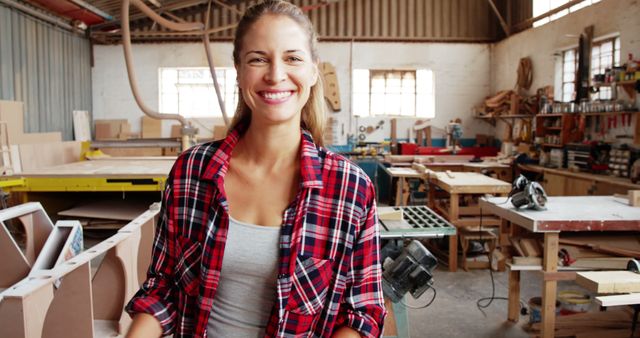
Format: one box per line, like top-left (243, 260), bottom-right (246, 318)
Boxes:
top-left (234, 122), bottom-right (301, 170)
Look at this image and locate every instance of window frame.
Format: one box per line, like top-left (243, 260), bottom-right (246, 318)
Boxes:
top-left (352, 68), bottom-right (435, 118)
top-left (559, 35), bottom-right (620, 102)
top-left (158, 67), bottom-right (238, 118)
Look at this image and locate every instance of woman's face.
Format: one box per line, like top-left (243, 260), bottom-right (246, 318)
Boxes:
top-left (236, 14), bottom-right (318, 127)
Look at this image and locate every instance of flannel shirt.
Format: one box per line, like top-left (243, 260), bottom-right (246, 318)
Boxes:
top-left (126, 125), bottom-right (387, 337)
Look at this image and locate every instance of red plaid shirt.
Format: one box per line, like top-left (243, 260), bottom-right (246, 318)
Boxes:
top-left (126, 126), bottom-right (386, 337)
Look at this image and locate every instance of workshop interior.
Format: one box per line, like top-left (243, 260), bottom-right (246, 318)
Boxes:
top-left (1, 0), bottom-right (640, 337)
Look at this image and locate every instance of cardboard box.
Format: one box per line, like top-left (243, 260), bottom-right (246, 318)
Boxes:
top-left (141, 116), bottom-right (162, 139)
top-left (170, 124), bottom-right (181, 138)
top-left (94, 119), bottom-right (129, 140)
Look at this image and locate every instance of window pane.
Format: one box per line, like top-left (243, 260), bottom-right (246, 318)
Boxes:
top-left (159, 67), bottom-right (238, 118)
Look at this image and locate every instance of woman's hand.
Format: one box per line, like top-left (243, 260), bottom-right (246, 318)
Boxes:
top-left (332, 326), bottom-right (362, 338)
top-left (125, 313), bottom-right (163, 338)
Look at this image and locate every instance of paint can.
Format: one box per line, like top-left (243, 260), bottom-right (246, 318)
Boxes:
top-left (558, 290), bottom-right (591, 314)
top-left (528, 297), bottom-right (561, 324)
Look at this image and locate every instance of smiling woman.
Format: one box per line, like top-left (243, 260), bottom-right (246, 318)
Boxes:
top-left (124, 1), bottom-right (387, 338)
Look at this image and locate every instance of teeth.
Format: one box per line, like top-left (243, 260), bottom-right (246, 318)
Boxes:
top-left (263, 91), bottom-right (292, 100)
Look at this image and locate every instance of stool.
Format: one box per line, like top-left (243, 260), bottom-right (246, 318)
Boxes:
top-left (459, 229), bottom-right (497, 271)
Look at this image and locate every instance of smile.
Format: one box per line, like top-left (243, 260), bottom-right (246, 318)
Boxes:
top-left (259, 91), bottom-right (294, 101)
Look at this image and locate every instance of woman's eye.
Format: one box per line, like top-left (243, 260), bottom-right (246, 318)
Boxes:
top-left (249, 58), bottom-right (267, 64)
top-left (287, 56), bottom-right (303, 62)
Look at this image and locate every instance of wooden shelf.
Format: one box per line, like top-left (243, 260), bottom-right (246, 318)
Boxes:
top-left (545, 127), bottom-right (562, 130)
top-left (474, 114), bottom-right (535, 120)
top-left (538, 113), bottom-right (563, 117)
top-left (541, 143), bottom-right (563, 148)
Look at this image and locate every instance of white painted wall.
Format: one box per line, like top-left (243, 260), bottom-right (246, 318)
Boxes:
top-left (492, 0), bottom-right (640, 94)
top-left (93, 41), bottom-right (494, 144)
top-left (490, 0), bottom-right (640, 139)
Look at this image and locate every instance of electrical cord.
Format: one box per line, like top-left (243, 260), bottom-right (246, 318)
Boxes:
top-left (475, 207), bottom-right (527, 317)
top-left (400, 284), bottom-right (437, 309)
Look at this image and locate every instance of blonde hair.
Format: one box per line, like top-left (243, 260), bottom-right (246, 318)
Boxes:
top-left (229, 0), bottom-right (325, 146)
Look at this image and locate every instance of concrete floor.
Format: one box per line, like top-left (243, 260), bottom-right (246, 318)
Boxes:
top-left (399, 266), bottom-right (598, 338)
top-left (400, 267), bottom-right (534, 338)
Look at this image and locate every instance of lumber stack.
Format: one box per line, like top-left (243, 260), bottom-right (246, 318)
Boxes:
top-left (508, 234), bottom-right (640, 269)
top-left (474, 90), bottom-right (538, 117)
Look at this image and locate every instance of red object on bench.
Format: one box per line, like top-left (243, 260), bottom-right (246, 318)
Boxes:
top-left (398, 143), bottom-right (499, 158)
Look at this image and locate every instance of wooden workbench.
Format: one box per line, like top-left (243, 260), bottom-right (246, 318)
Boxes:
top-left (480, 196), bottom-right (640, 338)
top-left (428, 172), bottom-right (511, 271)
top-left (383, 167), bottom-right (424, 206)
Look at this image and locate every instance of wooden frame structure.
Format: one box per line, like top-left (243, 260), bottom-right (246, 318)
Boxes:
top-left (480, 196), bottom-right (640, 338)
top-left (0, 203), bottom-right (159, 338)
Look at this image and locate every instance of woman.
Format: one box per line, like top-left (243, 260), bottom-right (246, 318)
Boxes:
top-left (125, 1), bottom-right (386, 337)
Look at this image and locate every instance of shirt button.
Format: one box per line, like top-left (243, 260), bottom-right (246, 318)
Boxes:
top-left (278, 274), bottom-right (287, 278)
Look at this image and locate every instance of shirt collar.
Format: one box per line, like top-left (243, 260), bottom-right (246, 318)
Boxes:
top-left (201, 124), bottom-right (323, 189)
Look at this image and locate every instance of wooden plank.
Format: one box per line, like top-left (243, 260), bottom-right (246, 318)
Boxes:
top-left (508, 270), bottom-right (520, 321)
top-left (58, 200), bottom-right (151, 221)
top-left (543, 271), bottom-right (577, 281)
top-left (512, 256), bottom-right (541, 266)
top-left (453, 217), bottom-right (501, 228)
top-left (576, 271), bottom-right (640, 294)
top-left (520, 238), bottom-right (541, 257)
top-left (596, 293), bottom-right (640, 307)
top-left (510, 238), bottom-right (525, 256)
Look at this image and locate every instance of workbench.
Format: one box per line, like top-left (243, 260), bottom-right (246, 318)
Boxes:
top-left (480, 196), bottom-right (640, 338)
top-left (383, 167), bottom-right (424, 206)
top-left (428, 172), bottom-right (511, 271)
top-left (0, 157), bottom-right (175, 219)
top-left (2, 158), bottom-right (174, 194)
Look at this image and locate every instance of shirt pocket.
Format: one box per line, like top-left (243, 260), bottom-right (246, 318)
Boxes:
top-left (285, 255), bottom-right (334, 316)
top-left (174, 236), bottom-right (202, 297)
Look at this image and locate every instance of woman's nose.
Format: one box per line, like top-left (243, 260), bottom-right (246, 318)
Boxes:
top-left (265, 61), bottom-right (286, 83)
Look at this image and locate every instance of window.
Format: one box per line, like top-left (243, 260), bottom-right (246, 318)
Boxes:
top-left (559, 36), bottom-right (620, 102)
top-left (159, 67), bottom-right (238, 118)
top-left (352, 69), bottom-right (435, 118)
top-left (590, 37), bottom-right (621, 100)
top-left (533, 0), bottom-right (601, 28)
top-left (562, 49), bottom-right (577, 102)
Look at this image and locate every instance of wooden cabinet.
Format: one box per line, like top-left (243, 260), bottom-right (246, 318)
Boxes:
top-left (594, 181), bottom-right (631, 195)
top-left (536, 114), bottom-right (580, 148)
top-left (565, 177), bottom-right (596, 196)
top-left (541, 173), bottom-right (566, 196)
top-left (521, 164), bottom-right (640, 197)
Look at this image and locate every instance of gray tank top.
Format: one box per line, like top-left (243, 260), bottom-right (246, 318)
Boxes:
top-left (206, 216), bottom-right (280, 338)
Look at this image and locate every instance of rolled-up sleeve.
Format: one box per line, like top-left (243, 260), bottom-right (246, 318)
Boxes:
top-left (125, 175), bottom-right (178, 335)
top-left (336, 182), bottom-right (387, 338)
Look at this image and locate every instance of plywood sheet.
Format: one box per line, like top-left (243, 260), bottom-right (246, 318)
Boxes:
top-left (58, 200), bottom-right (151, 221)
top-left (72, 110), bottom-right (91, 141)
top-left (18, 141), bottom-right (81, 172)
top-left (0, 100), bottom-right (24, 145)
top-left (15, 159), bottom-right (174, 177)
top-left (576, 271), bottom-right (640, 294)
top-left (14, 132), bottom-right (62, 145)
top-left (481, 196), bottom-right (640, 232)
